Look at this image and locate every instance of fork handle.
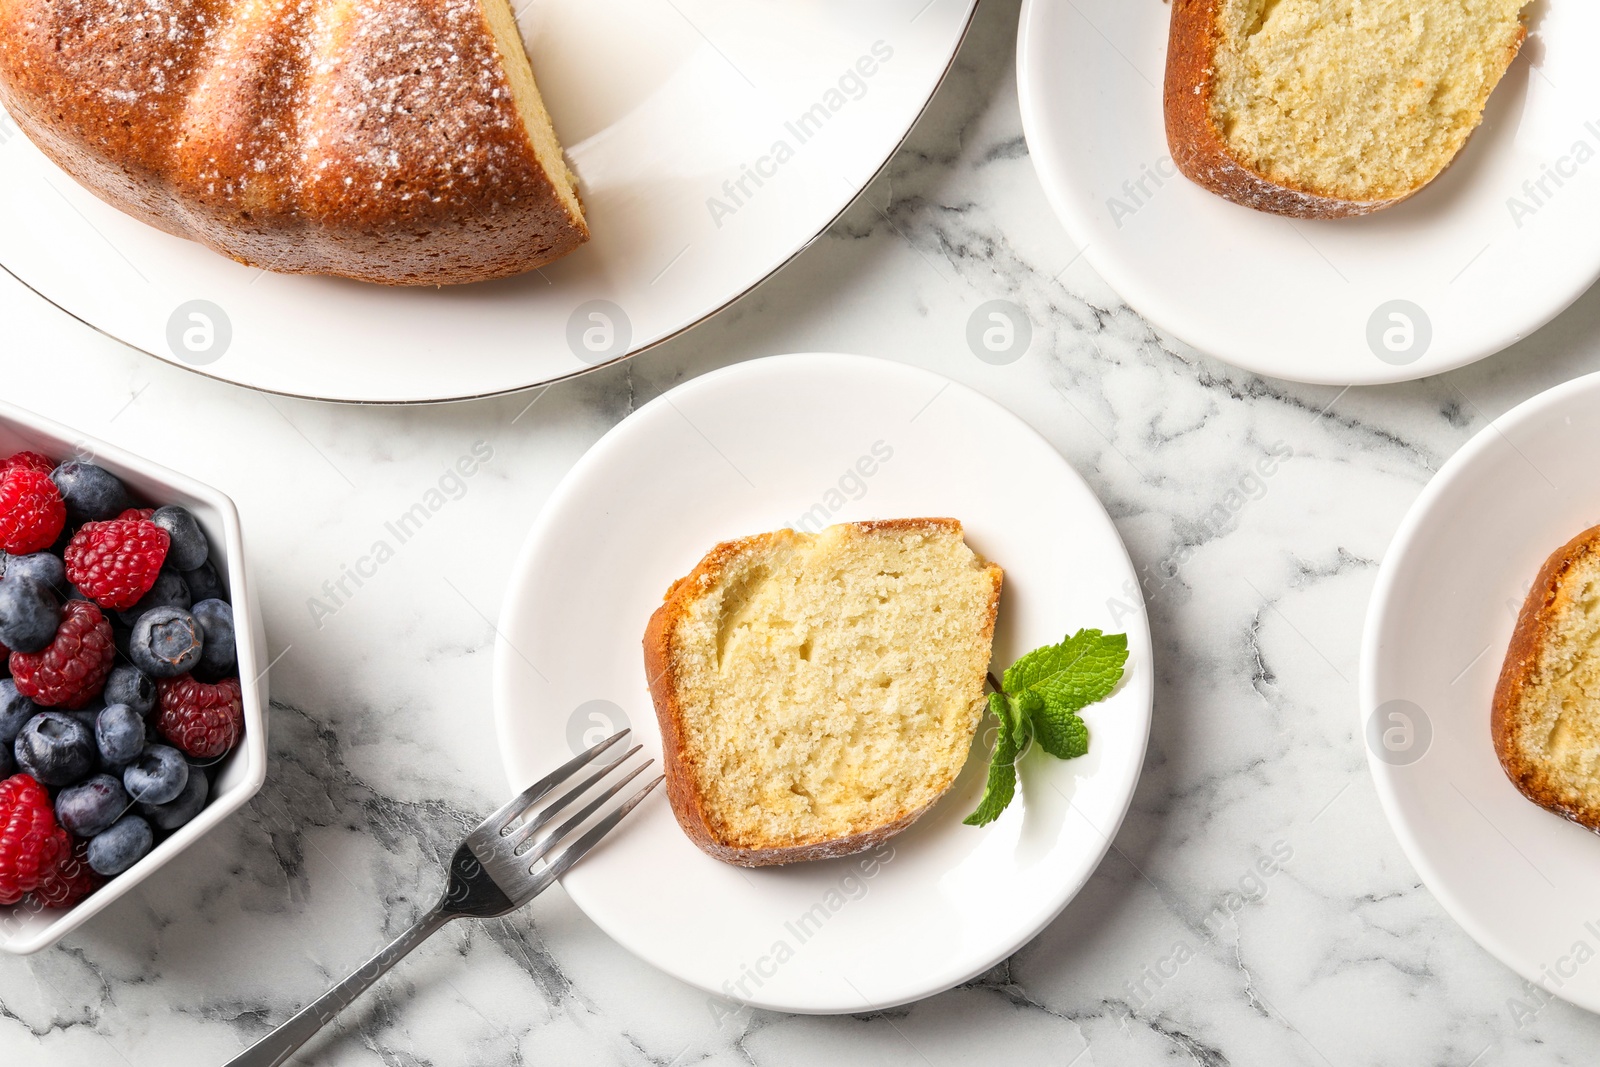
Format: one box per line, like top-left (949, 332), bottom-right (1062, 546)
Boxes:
top-left (225, 906), bottom-right (453, 1067)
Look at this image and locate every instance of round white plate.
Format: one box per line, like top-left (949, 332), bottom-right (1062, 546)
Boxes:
top-left (1362, 371), bottom-right (1600, 1013)
top-left (1018, 0), bottom-right (1600, 385)
top-left (0, 2), bottom-right (974, 403)
top-left (492, 353), bottom-right (1153, 1013)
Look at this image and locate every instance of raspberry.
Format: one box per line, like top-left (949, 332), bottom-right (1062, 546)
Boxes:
top-left (0, 469), bottom-right (65, 554)
top-left (1, 452), bottom-right (56, 476)
top-left (117, 508), bottom-right (155, 522)
top-left (31, 836), bottom-right (99, 909)
top-left (0, 774), bottom-right (69, 905)
top-left (64, 519), bottom-right (170, 611)
top-left (10, 600), bottom-right (115, 709)
top-left (157, 675), bottom-right (243, 759)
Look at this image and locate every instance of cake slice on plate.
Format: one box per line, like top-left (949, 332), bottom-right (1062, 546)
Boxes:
top-left (0, 0), bottom-right (587, 284)
top-left (1495, 524), bottom-right (1600, 830)
top-left (1165, 0), bottom-right (1531, 217)
top-left (644, 519), bottom-right (1003, 867)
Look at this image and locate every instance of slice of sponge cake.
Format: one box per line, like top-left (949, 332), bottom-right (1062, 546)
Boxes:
top-left (1165, 0), bottom-right (1530, 217)
top-left (1494, 525), bottom-right (1600, 830)
top-left (643, 519), bottom-right (1003, 867)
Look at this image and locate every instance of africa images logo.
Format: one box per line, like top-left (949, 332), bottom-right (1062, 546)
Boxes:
top-left (166, 300), bottom-right (233, 366)
top-left (1505, 118), bottom-right (1600, 228)
top-left (1105, 156), bottom-right (1180, 229)
top-left (705, 41), bottom-right (895, 229)
top-left (1366, 300), bottom-right (1431, 366)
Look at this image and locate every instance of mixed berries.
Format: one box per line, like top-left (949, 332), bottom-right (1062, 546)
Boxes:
top-left (0, 452), bottom-right (244, 916)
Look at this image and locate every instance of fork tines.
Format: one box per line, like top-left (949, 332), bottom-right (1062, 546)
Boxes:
top-left (468, 730), bottom-right (662, 896)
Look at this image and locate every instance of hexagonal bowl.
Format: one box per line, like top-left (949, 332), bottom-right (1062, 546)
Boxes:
top-left (0, 399), bottom-right (268, 954)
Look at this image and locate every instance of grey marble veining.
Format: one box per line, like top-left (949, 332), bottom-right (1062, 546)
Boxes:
top-left (6, 0), bottom-right (1600, 1063)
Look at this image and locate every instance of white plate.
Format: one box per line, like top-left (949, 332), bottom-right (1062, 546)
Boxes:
top-left (492, 353), bottom-right (1153, 1013)
top-left (0, 1), bottom-right (974, 403)
top-left (1018, 0), bottom-right (1600, 385)
top-left (1362, 371), bottom-right (1600, 1013)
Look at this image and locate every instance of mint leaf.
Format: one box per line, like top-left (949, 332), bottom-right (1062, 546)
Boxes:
top-left (964, 692), bottom-right (1021, 826)
top-left (1003, 630), bottom-right (1128, 715)
top-left (1031, 695), bottom-right (1089, 760)
top-left (964, 629), bottom-right (1129, 829)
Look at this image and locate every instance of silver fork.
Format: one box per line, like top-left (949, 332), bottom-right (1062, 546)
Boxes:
top-left (226, 730), bottom-right (660, 1067)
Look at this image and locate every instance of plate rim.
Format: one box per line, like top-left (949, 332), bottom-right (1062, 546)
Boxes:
top-left (1014, 0), bottom-right (1600, 387)
top-left (0, 2), bottom-right (978, 407)
top-left (1359, 368), bottom-right (1600, 1011)
top-left (490, 351), bottom-right (1155, 1013)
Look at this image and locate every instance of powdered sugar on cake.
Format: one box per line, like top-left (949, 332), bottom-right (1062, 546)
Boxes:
top-left (0, 0), bottom-right (588, 283)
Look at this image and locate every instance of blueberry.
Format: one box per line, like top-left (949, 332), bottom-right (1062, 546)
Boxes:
top-left (95, 704), bottom-right (145, 766)
top-left (123, 744), bottom-right (188, 805)
top-left (139, 766), bottom-right (208, 831)
top-left (13, 711), bottom-right (96, 786)
top-left (0, 680), bottom-right (37, 748)
top-left (0, 743), bottom-right (10, 777)
top-left (56, 774), bottom-right (130, 837)
top-left (104, 664), bottom-right (156, 717)
top-left (182, 560), bottom-right (226, 602)
top-left (128, 606), bottom-right (203, 678)
top-left (3, 552), bottom-right (66, 595)
top-left (191, 599), bottom-right (236, 680)
top-left (0, 575), bottom-right (59, 655)
top-left (50, 462), bottom-right (130, 524)
top-left (87, 815), bottom-right (153, 876)
top-left (117, 570), bottom-right (191, 628)
top-left (151, 506), bottom-right (208, 572)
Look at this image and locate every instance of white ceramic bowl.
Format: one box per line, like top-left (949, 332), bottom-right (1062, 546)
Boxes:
top-left (0, 399), bottom-right (268, 955)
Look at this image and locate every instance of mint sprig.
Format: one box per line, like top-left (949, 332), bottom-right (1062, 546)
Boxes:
top-left (964, 693), bottom-right (1020, 827)
top-left (963, 629), bottom-right (1128, 827)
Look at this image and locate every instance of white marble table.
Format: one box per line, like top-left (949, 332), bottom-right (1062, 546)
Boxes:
top-left (5, 2), bottom-right (1600, 1064)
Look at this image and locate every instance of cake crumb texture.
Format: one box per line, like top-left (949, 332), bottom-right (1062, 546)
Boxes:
top-left (648, 519), bottom-right (1003, 863)
top-left (1209, 0), bottom-right (1528, 202)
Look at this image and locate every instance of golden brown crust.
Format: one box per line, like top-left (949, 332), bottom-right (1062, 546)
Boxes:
top-left (1162, 0), bottom-right (1525, 219)
top-left (1492, 524), bottom-right (1600, 831)
top-left (0, 0), bottom-right (587, 286)
top-left (1163, 0), bottom-right (1398, 218)
top-left (643, 519), bottom-right (1003, 868)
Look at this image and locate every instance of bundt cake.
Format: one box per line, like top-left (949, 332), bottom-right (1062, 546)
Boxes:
top-left (0, 0), bottom-right (588, 286)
